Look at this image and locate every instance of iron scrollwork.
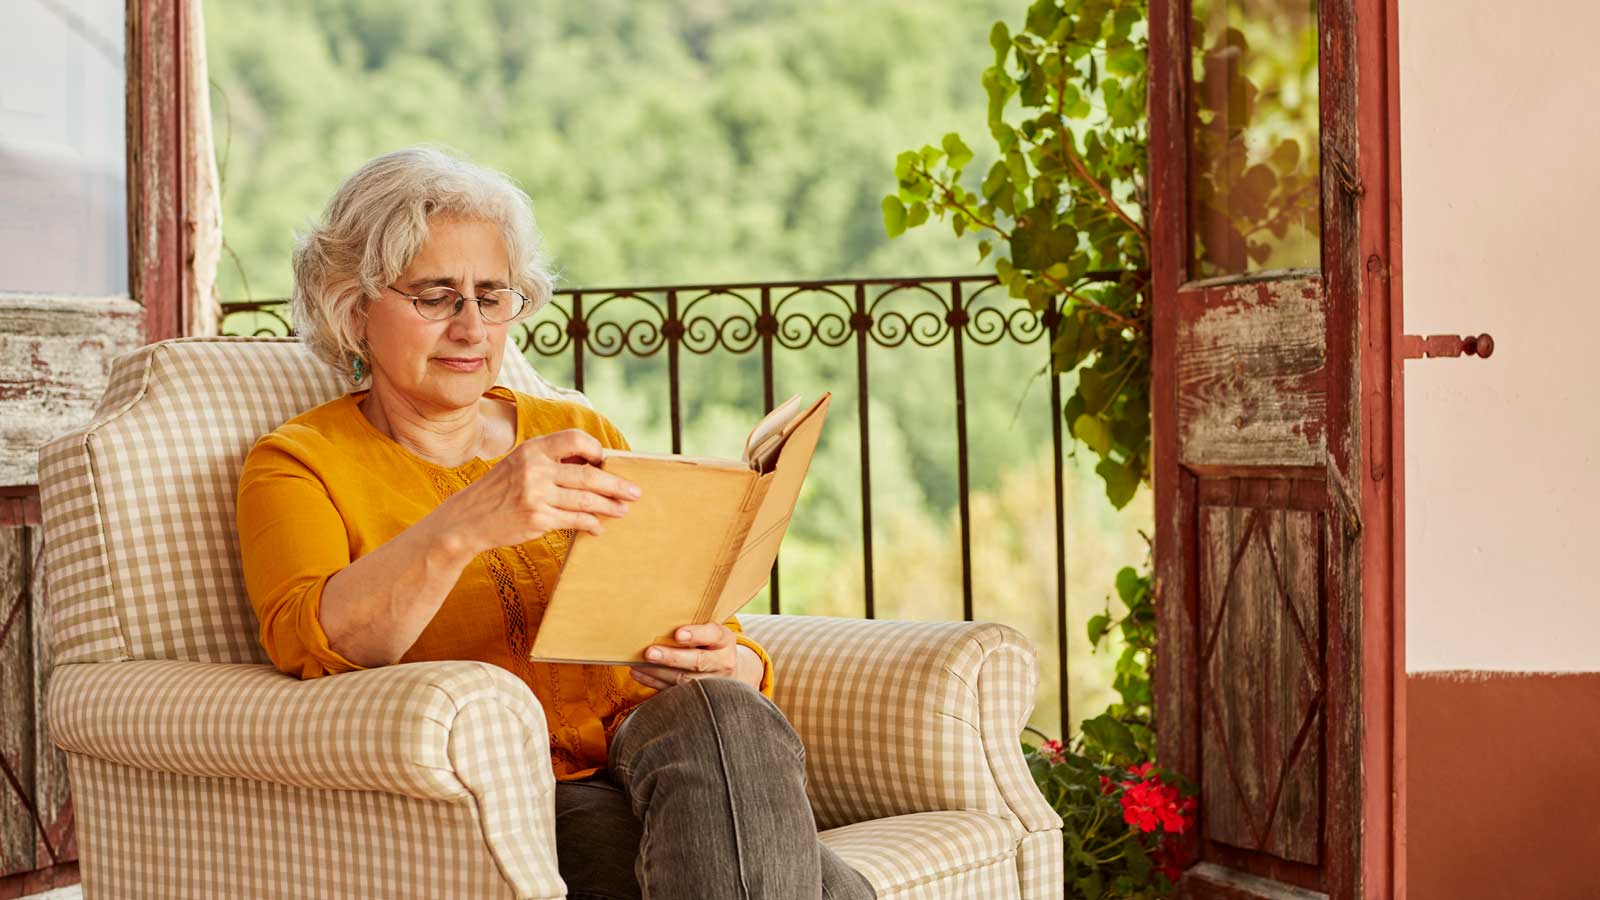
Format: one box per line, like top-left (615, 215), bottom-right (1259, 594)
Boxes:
top-left (219, 276), bottom-right (1070, 356)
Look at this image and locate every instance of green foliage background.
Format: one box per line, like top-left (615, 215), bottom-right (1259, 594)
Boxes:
top-left (887, 0), bottom-right (1154, 516)
top-left (206, 0), bottom-right (1154, 737)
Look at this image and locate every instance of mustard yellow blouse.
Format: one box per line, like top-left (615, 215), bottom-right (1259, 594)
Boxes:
top-left (236, 385), bottom-right (776, 781)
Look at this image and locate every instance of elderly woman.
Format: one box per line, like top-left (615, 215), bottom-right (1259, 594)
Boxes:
top-left (236, 147), bottom-right (874, 900)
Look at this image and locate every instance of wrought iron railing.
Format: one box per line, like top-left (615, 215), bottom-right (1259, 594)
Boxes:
top-left (222, 274), bottom-right (1088, 728)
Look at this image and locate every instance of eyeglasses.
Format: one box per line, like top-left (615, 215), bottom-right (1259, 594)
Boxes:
top-left (384, 284), bottom-right (533, 323)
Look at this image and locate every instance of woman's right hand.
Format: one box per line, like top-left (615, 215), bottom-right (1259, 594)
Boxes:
top-left (436, 428), bottom-right (641, 555)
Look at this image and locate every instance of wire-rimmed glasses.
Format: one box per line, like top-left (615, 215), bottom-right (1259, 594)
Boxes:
top-left (384, 284), bottom-right (533, 323)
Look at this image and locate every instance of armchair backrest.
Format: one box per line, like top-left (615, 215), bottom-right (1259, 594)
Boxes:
top-left (36, 336), bottom-right (586, 667)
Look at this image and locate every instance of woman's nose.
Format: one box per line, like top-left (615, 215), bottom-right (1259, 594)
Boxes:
top-left (447, 299), bottom-right (491, 338)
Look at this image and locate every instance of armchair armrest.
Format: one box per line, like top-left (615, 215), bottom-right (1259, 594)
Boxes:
top-left (739, 614), bottom-right (1061, 834)
top-left (48, 658), bottom-right (549, 801)
top-left (49, 658), bottom-right (565, 898)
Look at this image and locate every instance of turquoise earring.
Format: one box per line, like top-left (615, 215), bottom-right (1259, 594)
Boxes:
top-left (350, 355), bottom-right (365, 384)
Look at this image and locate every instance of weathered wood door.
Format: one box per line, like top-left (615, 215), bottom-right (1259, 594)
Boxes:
top-left (1149, 0), bottom-right (1400, 897)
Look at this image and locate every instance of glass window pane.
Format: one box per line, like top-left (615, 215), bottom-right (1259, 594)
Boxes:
top-left (1189, 0), bottom-right (1319, 279)
top-left (0, 0), bottom-right (128, 296)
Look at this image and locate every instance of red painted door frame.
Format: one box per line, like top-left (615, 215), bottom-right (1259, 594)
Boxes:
top-left (1367, 0), bottom-right (1406, 895)
top-left (1148, 0), bottom-right (1404, 896)
top-left (130, 0), bottom-right (194, 345)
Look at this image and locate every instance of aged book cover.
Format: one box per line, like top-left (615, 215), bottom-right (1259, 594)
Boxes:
top-left (528, 392), bottom-right (831, 665)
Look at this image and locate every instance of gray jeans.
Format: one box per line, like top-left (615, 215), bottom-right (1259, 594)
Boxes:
top-left (553, 676), bottom-right (876, 900)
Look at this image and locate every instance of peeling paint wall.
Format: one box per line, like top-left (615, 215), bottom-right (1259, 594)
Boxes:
top-left (1177, 275), bottom-right (1328, 468)
top-left (0, 296), bottom-right (143, 486)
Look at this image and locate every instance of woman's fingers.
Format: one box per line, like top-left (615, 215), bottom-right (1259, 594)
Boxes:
top-left (553, 461), bottom-right (641, 501)
top-left (542, 428), bottom-right (606, 465)
top-left (630, 667), bottom-right (676, 690)
top-left (642, 622), bottom-right (737, 674)
top-left (560, 510), bottom-right (605, 537)
top-left (669, 623), bottom-right (734, 648)
top-left (631, 662), bottom-right (728, 686)
top-left (631, 624), bottom-right (739, 688)
top-left (549, 486), bottom-right (629, 519)
top-left (643, 645), bottom-right (715, 672)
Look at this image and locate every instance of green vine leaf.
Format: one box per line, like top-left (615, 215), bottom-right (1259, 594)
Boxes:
top-left (1116, 565), bottom-right (1143, 605)
top-left (1087, 613), bottom-right (1112, 646)
top-left (1011, 217), bottom-right (1079, 270)
top-left (1073, 414), bottom-right (1112, 455)
top-left (941, 132), bottom-right (975, 170)
top-left (989, 21), bottom-right (1011, 66)
top-left (1082, 713), bottom-right (1139, 762)
top-left (881, 195), bottom-right (907, 238)
top-left (1096, 456), bottom-right (1140, 509)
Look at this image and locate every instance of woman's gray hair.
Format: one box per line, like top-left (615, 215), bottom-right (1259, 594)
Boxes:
top-left (290, 146), bottom-right (556, 377)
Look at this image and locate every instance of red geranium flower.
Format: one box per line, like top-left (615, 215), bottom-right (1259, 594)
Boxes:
top-left (1118, 779), bottom-right (1167, 833)
top-left (1154, 836), bottom-right (1189, 884)
top-left (1118, 773), bottom-right (1196, 835)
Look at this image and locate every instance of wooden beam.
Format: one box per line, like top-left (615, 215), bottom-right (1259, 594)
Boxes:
top-left (1354, 0), bottom-right (1405, 894)
top-left (129, 0), bottom-right (188, 343)
top-left (0, 492), bottom-right (41, 530)
top-left (1382, 0), bottom-right (1408, 893)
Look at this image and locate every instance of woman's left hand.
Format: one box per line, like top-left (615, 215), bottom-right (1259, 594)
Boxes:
top-left (631, 623), bottom-right (744, 690)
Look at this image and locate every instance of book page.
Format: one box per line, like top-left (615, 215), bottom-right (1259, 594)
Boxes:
top-left (742, 394), bottom-right (804, 468)
top-left (602, 448), bottom-right (748, 470)
top-left (714, 392), bottom-right (832, 620)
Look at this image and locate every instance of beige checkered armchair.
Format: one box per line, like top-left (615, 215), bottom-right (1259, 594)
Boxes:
top-left (35, 336), bottom-right (1063, 899)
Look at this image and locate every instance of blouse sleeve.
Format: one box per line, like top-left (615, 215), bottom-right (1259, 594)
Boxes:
top-left (236, 437), bottom-right (368, 679)
top-left (593, 409), bottom-right (631, 453)
top-left (724, 615), bottom-right (777, 699)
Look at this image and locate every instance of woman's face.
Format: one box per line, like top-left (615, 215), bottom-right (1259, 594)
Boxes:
top-left (359, 216), bottom-right (513, 412)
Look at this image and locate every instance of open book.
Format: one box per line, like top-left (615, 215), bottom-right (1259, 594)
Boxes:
top-left (528, 392), bottom-right (832, 665)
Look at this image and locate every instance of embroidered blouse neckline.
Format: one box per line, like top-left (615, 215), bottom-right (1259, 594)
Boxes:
top-left (344, 385), bottom-right (522, 473)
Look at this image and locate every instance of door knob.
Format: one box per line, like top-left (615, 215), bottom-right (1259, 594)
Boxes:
top-left (1400, 333), bottom-right (1494, 360)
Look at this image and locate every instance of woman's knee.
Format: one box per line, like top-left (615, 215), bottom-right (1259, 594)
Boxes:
top-left (619, 676), bottom-right (806, 769)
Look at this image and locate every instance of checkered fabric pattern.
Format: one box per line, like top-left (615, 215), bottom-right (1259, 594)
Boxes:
top-left (742, 613), bottom-right (1065, 899)
top-left (59, 659), bottom-right (564, 900)
top-left (68, 754), bottom-right (546, 899)
top-left (820, 811), bottom-right (1024, 899)
top-left (35, 337), bottom-right (1064, 899)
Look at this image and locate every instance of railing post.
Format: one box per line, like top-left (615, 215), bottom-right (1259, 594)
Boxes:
top-left (666, 289), bottom-right (682, 454)
top-left (951, 280), bottom-right (973, 622)
top-left (854, 283), bottom-right (875, 620)
top-left (1047, 298), bottom-right (1070, 734)
top-left (571, 292), bottom-right (585, 393)
top-left (760, 285), bottom-right (780, 614)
